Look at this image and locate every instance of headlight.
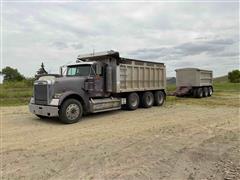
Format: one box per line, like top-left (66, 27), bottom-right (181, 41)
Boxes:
top-left (53, 93), bottom-right (62, 99)
top-left (30, 97), bottom-right (35, 104)
top-left (50, 99), bottom-right (59, 106)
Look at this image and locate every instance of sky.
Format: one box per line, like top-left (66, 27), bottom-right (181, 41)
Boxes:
top-left (2, 1), bottom-right (239, 77)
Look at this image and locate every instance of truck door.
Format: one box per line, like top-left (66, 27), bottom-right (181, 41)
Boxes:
top-left (91, 64), bottom-right (105, 96)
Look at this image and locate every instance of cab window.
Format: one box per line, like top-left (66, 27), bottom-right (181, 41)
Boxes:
top-left (67, 65), bottom-right (91, 76)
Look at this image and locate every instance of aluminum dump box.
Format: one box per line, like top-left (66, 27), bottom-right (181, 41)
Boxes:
top-left (118, 59), bottom-right (166, 92)
top-left (175, 68), bottom-right (213, 87)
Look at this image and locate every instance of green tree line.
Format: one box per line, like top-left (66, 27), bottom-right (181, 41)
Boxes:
top-left (0, 66), bottom-right (34, 85)
top-left (1, 66), bottom-right (240, 83)
top-left (228, 70), bottom-right (240, 83)
top-left (1, 63), bottom-right (48, 83)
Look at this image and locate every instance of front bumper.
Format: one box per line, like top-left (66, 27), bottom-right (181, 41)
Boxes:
top-left (29, 103), bottom-right (59, 117)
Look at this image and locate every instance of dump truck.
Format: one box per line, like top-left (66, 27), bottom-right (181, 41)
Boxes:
top-left (173, 68), bottom-right (213, 98)
top-left (29, 50), bottom-right (166, 123)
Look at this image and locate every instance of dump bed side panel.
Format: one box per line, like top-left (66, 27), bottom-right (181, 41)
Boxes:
top-left (176, 70), bottom-right (197, 87)
top-left (199, 70), bottom-right (213, 86)
top-left (119, 61), bottom-right (166, 92)
top-left (176, 68), bottom-right (213, 87)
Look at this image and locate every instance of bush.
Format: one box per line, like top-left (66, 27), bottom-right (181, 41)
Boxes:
top-left (228, 70), bottom-right (240, 83)
top-left (1, 66), bottom-right (25, 82)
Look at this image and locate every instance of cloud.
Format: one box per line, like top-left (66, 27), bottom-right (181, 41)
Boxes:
top-left (71, 43), bottom-right (84, 50)
top-left (51, 41), bottom-right (68, 50)
top-left (128, 36), bottom-right (239, 60)
top-left (2, 1), bottom-right (239, 77)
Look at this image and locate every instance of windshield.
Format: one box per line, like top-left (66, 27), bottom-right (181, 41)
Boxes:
top-left (67, 65), bottom-right (94, 76)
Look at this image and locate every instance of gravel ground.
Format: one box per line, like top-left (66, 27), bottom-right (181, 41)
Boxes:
top-left (1, 101), bottom-right (240, 180)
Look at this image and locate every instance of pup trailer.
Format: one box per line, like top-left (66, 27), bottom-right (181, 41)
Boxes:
top-left (173, 68), bottom-right (213, 98)
top-left (29, 50), bottom-right (166, 123)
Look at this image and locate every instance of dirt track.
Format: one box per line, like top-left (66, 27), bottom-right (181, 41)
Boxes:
top-left (1, 102), bottom-right (240, 180)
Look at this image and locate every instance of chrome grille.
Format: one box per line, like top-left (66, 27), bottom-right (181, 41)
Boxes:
top-left (34, 83), bottom-right (48, 105)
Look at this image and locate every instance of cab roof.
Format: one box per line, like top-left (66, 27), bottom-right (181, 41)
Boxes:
top-left (67, 61), bottom-right (95, 67)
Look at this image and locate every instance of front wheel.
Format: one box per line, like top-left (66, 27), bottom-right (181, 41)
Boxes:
top-left (59, 99), bottom-right (83, 124)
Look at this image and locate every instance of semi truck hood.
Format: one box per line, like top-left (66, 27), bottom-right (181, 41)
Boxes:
top-left (53, 76), bottom-right (86, 94)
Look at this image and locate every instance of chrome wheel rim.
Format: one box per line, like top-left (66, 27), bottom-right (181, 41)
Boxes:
top-left (158, 94), bottom-right (163, 104)
top-left (204, 88), bottom-right (208, 96)
top-left (66, 104), bottom-right (80, 120)
top-left (209, 88), bottom-right (213, 95)
top-left (147, 95), bottom-right (153, 105)
top-left (131, 96), bottom-right (138, 107)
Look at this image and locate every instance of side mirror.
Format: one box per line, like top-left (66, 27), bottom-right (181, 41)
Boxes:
top-left (59, 66), bottom-right (63, 76)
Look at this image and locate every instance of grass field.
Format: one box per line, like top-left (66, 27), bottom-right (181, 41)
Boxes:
top-left (166, 82), bottom-right (240, 107)
top-left (0, 80), bottom-right (239, 107)
top-left (0, 81), bottom-right (33, 106)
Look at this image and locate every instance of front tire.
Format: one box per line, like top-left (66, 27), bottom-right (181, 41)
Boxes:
top-left (154, 91), bottom-right (165, 106)
top-left (59, 99), bottom-right (83, 124)
top-left (141, 91), bottom-right (154, 108)
top-left (126, 92), bottom-right (139, 110)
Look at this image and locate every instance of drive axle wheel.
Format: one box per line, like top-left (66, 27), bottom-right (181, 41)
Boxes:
top-left (59, 99), bottom-right (83, 124)
top-left (126, 92), bottom-right (139, 110)
top-left (141, 92), bottom-right (154, 108)
top-left (154, 91), bottom-right (165, 106)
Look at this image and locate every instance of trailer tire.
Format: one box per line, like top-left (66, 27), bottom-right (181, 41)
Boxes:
top-left (141, 91), bottom-right (154, 108)
top-left (196, 88), bottom-right (203, 98)
top-left (208, 87), bottom-right (213, 96)
top-left (126, 92), bottom-right (139, 110)
top-left (59, 98), bottom-right (83, 124)
top-left (154, 91), bottom-right (165, 106)
top-left (203, 87), bottom-right (208, 97)
top-left (193, 88), bottom-right (198, 98)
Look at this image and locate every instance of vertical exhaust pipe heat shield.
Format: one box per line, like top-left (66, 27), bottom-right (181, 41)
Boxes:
top-left (106, 65), bottom-right (113, 92)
